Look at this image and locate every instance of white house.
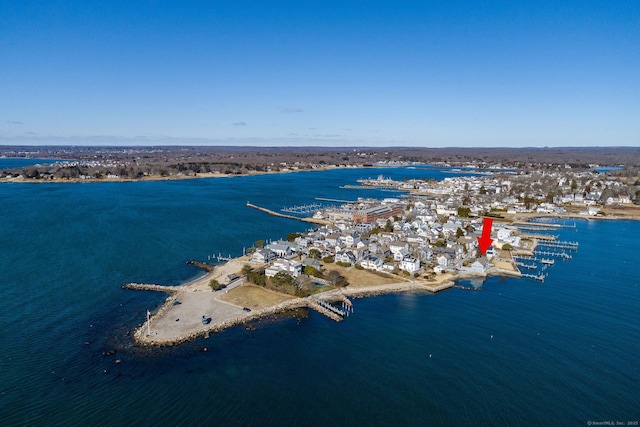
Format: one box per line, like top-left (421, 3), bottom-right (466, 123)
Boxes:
top-left (436, 254), bottom-right (450, 268)
top-left (361, 256), bottom-right (383, 271)
top-left (251, 248), bottom-right (276, 263)
top-left (342, 234), bottom-right (361, 248)
top-left (496, 228), bottom-right (521, 247)
top-left (265, 259), bottom-right (302, 278)
top-left (389, 242), bottom-right (409, 261)
top-left (400, 256), bottom-right (420, 273)
top-left (266, 240), bottom-right (295, 258)
top-left (336, 250), bottom-right (357, 266)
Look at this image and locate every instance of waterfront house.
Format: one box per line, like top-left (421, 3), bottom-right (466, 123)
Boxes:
top-left (400, 256), bottom-right (420, 273)
top-left (265, 258), bottom-right (303, 278)
top-left (436, 254), bottom-right (450, 268)
top-left (468, 257), bottom-right (489, 273)
top-left (361, 256), bottom-right (383, 271)
top-left (267, 240), bottom-right (295, 258)
top-left (251, 248), bottom-right (276, 263)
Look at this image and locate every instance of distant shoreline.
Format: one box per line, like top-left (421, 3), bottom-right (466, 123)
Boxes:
top-left (0, 166), bottom-right (343, 184)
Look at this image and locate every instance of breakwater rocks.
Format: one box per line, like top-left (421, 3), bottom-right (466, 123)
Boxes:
top-left (127, 280), bottom-right (456, 347)
top-left (122, 283), bottom-right (184, 293)
top-left (186, 260), bottom-right (216, 272)
top-left (134, 298), bottom-right (309, 347)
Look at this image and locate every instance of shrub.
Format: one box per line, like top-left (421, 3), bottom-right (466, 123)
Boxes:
top-left (209, 279), bottom-right (222, 291)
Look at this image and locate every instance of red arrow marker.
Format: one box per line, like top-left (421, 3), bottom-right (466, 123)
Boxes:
top-left (477, 217), bottom-right (494, 255)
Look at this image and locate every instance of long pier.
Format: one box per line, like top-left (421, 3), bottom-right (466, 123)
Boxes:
top-left (307, 300), bottom-right (344, 322)
top-left (514, 261), bottom-right (537, 269)
top-left (521, 273), bottom-right (546, 282)
top-left (246, 202), bottom-right (329, 225)
top-left (535, 250), bottom-right (572, 260)
top-left (537, 241), bottom-right (579, 250)
top-left (513, 221), bottom-right (561, 228)
top-left (521, 233), bottom-right (559, 241)
top-left (122, 283), bottom-right (183, 293)
top-left (315, 197), bottom-right (357, 203)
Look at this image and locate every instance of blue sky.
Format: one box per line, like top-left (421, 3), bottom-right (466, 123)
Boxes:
top-left (1, 1), bottom-right (638, 147)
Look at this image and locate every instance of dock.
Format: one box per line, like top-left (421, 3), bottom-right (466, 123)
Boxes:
top-left (514, 261), bottom-right (537, 269)
top-left (521, 233), bottom-right (559, 241)
top-left (281, 202), bottom-right (323, 215)
top-left (535, 250), bottom-right (572, 260)
top-left (537, 240), bottom-right (579, 250)
top-left (521, 273), bottom-right (546, 282)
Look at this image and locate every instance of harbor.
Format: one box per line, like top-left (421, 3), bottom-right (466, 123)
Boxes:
top-left (511, 233), bottom-right (579, 282)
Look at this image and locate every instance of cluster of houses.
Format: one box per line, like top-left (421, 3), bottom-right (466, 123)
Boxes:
top-left (250, 199), bottom-right (527, 280)
top-left (248, 168), bottom-right (636, 282)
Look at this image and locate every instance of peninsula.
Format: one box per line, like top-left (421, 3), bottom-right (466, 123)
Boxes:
top-left (118, 161), bottom-right (640, 347)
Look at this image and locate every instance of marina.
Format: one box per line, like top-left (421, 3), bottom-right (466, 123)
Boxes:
top-left (537, 240), bottom-right (579, 250)
top-left (281, 202), bottom-right (325, 215)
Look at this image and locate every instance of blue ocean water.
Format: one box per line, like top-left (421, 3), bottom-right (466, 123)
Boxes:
top-left (0, 168), bottom-right (638, 426)
top-left (0, 158), bottom-right (57, 169)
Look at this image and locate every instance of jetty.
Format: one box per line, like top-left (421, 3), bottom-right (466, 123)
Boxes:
top-left (315, 197), bottom-right (357, 203)
top-left (246, 202), bottom-right (329, 225)
top-left (186, 260), bottom-right (216, 272)
top-left (122, 283), bottom-right (183, 293)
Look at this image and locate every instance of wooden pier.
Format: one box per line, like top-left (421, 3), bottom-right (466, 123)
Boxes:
top-left (308, 300), bottom-right (344, 322)
top-left (514, 261), bottom-right (537, 269)
top-left (521, 273), bottom-right (546, 282)
top-left (535, 250), bottom-right (572, 260)
top-left (537, 240), bottom-right (579, 250)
